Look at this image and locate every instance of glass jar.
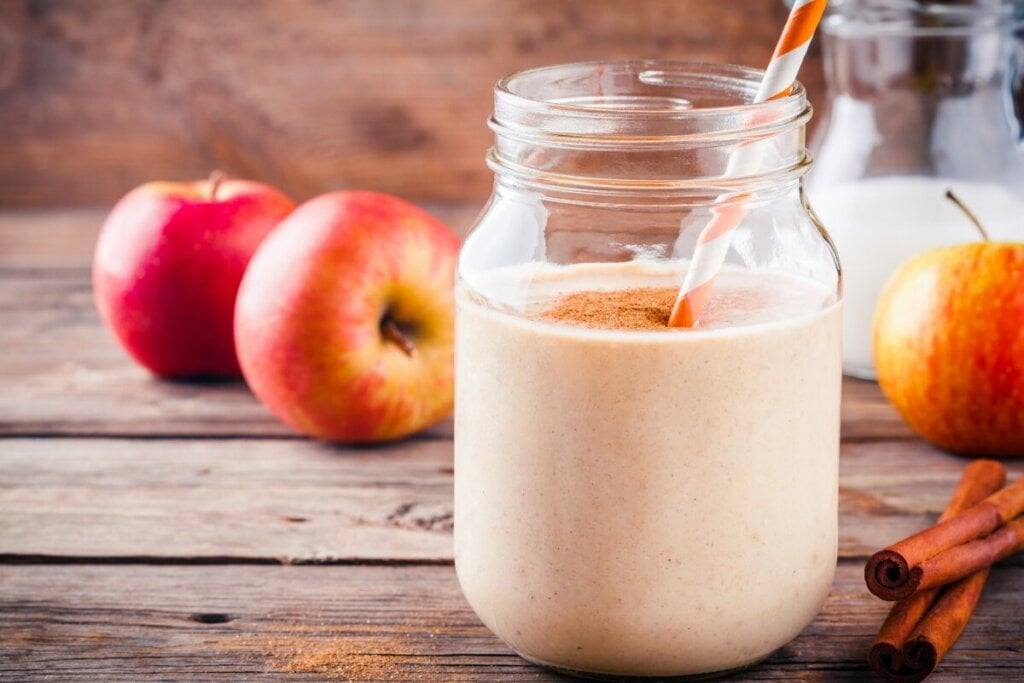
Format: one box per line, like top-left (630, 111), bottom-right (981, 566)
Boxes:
top-left (808, 0), bottom-right (1024, 379)
top-left (453, 61), bottom-right (843, 679)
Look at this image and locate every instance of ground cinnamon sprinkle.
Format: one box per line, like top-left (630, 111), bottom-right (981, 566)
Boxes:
top-left (540, 287), bottom-right (678, 330)
top-left (269, 636), bottom-right (402, 680)
top-left (238, 625), bottom-right (439, 681)
top-left (538, 285), bottom-right (774, 330)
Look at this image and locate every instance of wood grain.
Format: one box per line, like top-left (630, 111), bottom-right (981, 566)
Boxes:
top-left (2, 212), bottom-right (1024, 680)
top-left (0, 206), bottom-right (481, 270)
top-left (0, 209), bottom-right (108, 269)
top-left (0, 0), bottom-right (824, 208)
top-left (842, 378), bottom-right (914, 441)
top-left (0, 437), bottom-right (455, 563)
top-left (2, 562), bottom-right (1022, 681)
top-left (2, 435), bottom-right (1020, 563)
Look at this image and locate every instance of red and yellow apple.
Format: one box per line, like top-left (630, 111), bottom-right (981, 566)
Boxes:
top-left (873, 242), bottom-right (1024, 457)
top-left (234, 190), bottom-right (460, 443)
top-left (93, 176), bottom-right (295, 377)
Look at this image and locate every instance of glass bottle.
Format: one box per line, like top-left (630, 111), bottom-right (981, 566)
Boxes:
top-left (808, 0), bottom-right (1024, 379)
top-left (453, 61), bottom-right (842, 679)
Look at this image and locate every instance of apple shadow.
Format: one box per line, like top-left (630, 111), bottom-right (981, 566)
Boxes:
top-left (311, 435), bottom-right (433, 454)
top-left (153, 375), bottom-right (249, 388)
top-left (939, 444), bottom-right (1024, 461)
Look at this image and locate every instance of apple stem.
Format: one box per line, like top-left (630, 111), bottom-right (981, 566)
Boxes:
top-left (381, 317), bottom-right (415, 357)
top-left (208, 170), bottom-right (225, 201)
top-left (945, 189), bottom-right (990, 242)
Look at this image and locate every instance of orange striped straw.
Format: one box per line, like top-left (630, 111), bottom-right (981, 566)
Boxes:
top-left (667, 0), bottom-right (829, 328)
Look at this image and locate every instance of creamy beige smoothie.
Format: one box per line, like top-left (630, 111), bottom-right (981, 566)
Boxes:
top-left (454, 260), bottom-right (842, 678)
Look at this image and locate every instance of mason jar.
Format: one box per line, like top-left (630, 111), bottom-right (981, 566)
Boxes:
top-left (454, 61), bottom-right (843, 679)
top-left (807, 0), bottom-right (1024, 378)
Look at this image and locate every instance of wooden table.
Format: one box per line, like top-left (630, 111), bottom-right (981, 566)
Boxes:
top-left (2, 209), bottom-right (1022, 681)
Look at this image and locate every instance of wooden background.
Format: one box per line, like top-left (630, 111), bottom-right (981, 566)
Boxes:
top-left (0, 0), bottom-right (823, 208)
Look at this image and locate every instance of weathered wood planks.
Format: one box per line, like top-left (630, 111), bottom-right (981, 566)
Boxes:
top-left (0, 206), bottom-right (481, 270)
top-left (0, 437), bottom-right (455, 563)
top-left (0, 0), bottom-right (823, 208)
top-left (1, 436), bottom-right (1020, 563)
top-left (2, 562), bottom-right (1022, 681)
top-left (3, 209), bottom-right (1024, 680)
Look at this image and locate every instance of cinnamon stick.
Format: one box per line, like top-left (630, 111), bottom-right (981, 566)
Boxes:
top-left (867, 459), bottom-right (1006, 681)
top-left (868, 589), bottom-right (940, 682)
top-left (898, 568), bottom-right (990, 681)
top-left (865, 474), bottom-right (1024, 600)
top-left (911, 516), bottom-right (1024, 593)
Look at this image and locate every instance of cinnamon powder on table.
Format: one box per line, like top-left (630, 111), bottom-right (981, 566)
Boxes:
top-left (260, 635), bottom-right (418, 681)
top-left (272, 638), bottom-right (397, 680)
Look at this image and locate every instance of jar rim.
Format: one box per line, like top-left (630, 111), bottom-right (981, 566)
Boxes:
top-left (492, 60), bottom-right (809, 148)
top-left (488, 61), bottom-right (812, 201)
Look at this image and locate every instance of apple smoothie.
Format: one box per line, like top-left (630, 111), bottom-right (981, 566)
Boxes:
top-left (454, 260), bottom-right (842, 678)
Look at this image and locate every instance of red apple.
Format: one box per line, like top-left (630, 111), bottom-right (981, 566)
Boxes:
top-left (93, 175), bottom-right (296, 377)
top-left (873, 241), bottom-right (1024, 456)
top-left (234, 190), bottom-right (460, 443)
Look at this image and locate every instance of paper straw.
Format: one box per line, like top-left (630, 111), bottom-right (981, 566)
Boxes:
top-left (667, 0), bottom-right (829, 328)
